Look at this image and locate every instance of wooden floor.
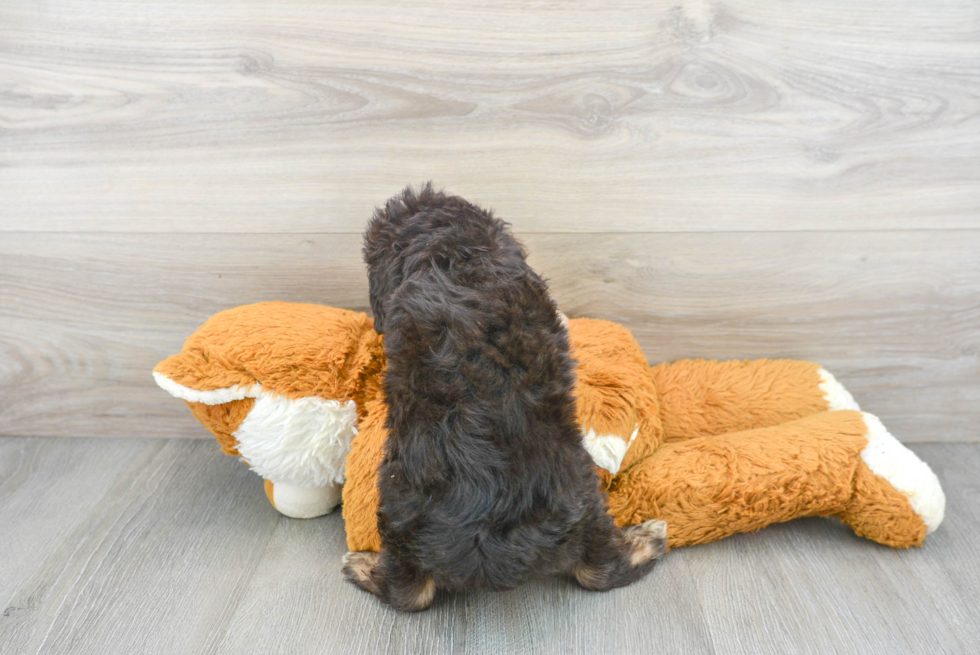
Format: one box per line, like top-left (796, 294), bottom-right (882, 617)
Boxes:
top-left (1, 437), bottom-right (977, 655)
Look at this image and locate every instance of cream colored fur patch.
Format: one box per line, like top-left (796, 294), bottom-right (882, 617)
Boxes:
top-left (153, 371), bottom-right (262, 405)
top-left (818, 368), bottom-right (860, 411)
top-left (233, 393), bottom-right (358, 487)
top-left (582, 426), bottom-right (639, 474)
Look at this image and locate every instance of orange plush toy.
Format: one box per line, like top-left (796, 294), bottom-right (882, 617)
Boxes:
top-left (154, 302), bottom-right (944, 551)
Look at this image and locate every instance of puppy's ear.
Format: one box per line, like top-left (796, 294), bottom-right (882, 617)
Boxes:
top-left (363, 183), bottom-right (440, 333)
top-left (364, 186), bottom-right (419, 333)
top-left (368, 292), bottom-right (386, 334)
top-left (362, 198), bottom-right (403, 333)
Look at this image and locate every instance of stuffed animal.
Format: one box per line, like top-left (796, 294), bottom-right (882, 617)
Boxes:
top-left (154, 302), bottom-right (945, 550)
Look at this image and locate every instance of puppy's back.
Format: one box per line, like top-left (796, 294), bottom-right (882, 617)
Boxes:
top-left (365, 185), bottom-right (593, 590)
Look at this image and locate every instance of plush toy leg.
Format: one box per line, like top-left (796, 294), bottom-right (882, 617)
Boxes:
top-left (607, 410), bottom-right (943, 548)
top-left (263, 479), bottom-right (342, 519)
top-left (649, 359), bottom-right (858, 442)
top-left (342, 398), bottom-right (388, 552)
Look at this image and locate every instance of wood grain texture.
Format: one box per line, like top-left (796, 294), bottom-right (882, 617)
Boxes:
top-left (680, 441), bottom-right (980, 654)
top-left (2, 0), bottom-right (978, 232)
top-left (0, 438), bottom-right (281, 655)
top-left (214, 520), bottom-right (716, 655)
top-left (1, 231), bottom-right (977, 441)
top-left (0, 438), bottom-right (977, 654)
top-left (896, 444), bottom-right (980, 650)
top-left (0, 438), bottom-right (159, 613)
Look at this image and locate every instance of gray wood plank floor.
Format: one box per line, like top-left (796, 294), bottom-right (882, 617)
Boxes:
top-left (1, 437), bottom-right (976, 655)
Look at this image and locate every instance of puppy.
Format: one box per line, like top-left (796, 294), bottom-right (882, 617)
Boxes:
top-left (343, 183), bottom-right (666, 611)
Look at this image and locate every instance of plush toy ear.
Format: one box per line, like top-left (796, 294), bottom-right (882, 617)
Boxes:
top-left (153, 351), bottom-right (262, 457)
top-left (153, 351), bottom-right (261, 405)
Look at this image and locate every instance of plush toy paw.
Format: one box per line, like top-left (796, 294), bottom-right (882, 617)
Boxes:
top-left (264, 480), bottom-right (342, 519)
top-left (840, 412), bottom-right (945, 547)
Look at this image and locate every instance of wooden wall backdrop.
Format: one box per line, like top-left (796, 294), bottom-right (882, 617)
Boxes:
top-left (1, 0), bottom-right (978, 441)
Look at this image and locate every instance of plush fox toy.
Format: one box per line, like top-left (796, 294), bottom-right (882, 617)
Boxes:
top-left (154, 302), bottom-right (945, 550)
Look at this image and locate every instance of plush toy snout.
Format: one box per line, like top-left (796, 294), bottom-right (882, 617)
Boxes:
top-left (264, 480), bottom-right (343, 519)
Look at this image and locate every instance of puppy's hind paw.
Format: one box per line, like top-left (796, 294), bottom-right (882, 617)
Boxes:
top-left (623, 519), bottom-right (668, 566)
top-left (342, 550), bottom-right (381, 595)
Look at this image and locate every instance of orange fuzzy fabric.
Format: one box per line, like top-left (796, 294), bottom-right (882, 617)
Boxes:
top-left (341, 396), bottom-right (388, 553)
top-left (650, 359), bottom-right (828, 441)
top-left (187, 399), bottom-right (254, 456)
top-left (567, 319), bottom-right (663, 487)
top-left (155, 303), bottom-right (931, 551)
top-left (842, 460), bottom-right (928, 547)
top-left (155, 302), bottom-right (384, 408)
top-left (606, 410), bottom-right (924, 547)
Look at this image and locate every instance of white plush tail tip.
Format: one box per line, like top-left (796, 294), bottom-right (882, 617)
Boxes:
top-left (818, 368), bottom-right (860, 411)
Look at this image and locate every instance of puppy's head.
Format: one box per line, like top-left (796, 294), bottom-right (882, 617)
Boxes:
top-left (364, 182), bottom-right (524, 334)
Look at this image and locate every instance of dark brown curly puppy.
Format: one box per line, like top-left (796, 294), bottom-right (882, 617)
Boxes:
top-left (343, 183), bottom-right (666, 611)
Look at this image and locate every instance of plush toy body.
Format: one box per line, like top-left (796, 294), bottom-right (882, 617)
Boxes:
top-left (154, 302), bottom-right (944, 550)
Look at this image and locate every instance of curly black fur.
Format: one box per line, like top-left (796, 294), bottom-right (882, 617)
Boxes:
top-left (345, 183), bottom-right (666, 611)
